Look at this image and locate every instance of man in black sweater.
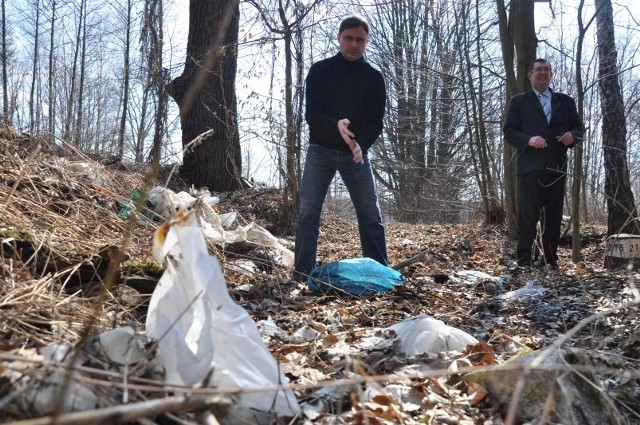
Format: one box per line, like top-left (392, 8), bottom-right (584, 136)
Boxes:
top-left (293, 14), bottom-right (388, 282)
top-left (504, 58), bottom-right (583, 269)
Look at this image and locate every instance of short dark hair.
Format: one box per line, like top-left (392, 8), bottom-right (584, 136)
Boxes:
top-left (529, 58), bottom-right (551, 72)
top-left (339, 14), bottom-right (370, 35)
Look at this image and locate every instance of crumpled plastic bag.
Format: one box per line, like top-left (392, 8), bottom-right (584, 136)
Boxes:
top-left (388, 314), bottom-right (478, 356)
top-left (308, 257), bottom-right (404, 296)
top-left (146, 209), bottom-right (300, 418)
top-left (147, 186), bottom-right (294, 268)
top-left (147, 185), bottom-right (219, 218)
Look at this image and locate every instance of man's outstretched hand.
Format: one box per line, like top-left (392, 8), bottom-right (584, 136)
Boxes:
top-left (338, 118), bottom-right (363, 164)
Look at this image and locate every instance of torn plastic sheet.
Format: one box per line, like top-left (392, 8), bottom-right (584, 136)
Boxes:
top-left (146, 209), bottom-right (300, 418)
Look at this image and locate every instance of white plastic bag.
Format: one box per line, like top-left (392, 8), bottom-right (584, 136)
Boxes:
top-left (389, 314), bottom-right (477, 356)
top-left (146, 210), bottom-right (299, 417)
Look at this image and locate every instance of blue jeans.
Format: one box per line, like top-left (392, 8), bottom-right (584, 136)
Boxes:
top-left (294, 144), bottom-right (388, 281)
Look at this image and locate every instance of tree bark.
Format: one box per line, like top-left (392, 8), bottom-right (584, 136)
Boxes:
top-left (74, 0), bottom-right (87, 148)
top-left (144, 0), bottom-right (167, 168)
top-left (595, 0), bottom-right (638, 235)
top-left (496, 0), bottom-right (537, 238)
top-left (117, 0), bottom-right (132, 160)
top-left (28, 0), bottom-right (40, 134)
top-left (571, 0), bottom-right (596, 261)
top-left (1, 0), bottom-right (7, 126)
top-left (47, 0), bottom-right (57, 139)
top-left (63, 0), bottom-right (84, 144)
top-left (463, 0), bottom-right (503, 224)
top-left (167, 0), bottom-right (242, 192)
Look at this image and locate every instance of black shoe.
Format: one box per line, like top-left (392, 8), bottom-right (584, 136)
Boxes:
top-left (517, 258), bottom-right (532, 267)
top-left (534, 259), bottom-right (559, 270)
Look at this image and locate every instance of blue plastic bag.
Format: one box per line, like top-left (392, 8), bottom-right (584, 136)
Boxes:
top-left (308, 257), bottom-right (404, 296)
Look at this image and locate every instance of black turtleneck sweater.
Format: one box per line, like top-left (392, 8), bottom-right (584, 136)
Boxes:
top-left (305, 53), bottom-right (386, 154)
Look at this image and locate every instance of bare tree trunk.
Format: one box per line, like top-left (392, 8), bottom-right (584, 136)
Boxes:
top-left (117, 0), bottom-right (132, 160)
top-left (47, 0), bottom-right (57, 139)
top-left (571, 0), bottom-right (597, 261)
top-left (462, 0), bottom-right (503, 223)
top-left (63, 0), bottom-right (84, 143)
top-left (1, 0), bottom-right (9, 126)
top-left (292, 18), bottom-right (305, 210)
top-left (145, 0), bottom-right (166, 168)
top-left (28, 0), bottom-right (40, 134)
top-left (244, 0), bottom-right (320, 224)
top-left (75, 0), bottom-right (87, 148)
top-left (496, 0), bottom-right (537, 238)
top-left (166, 0), bottom-right (242, 192)
top-left (135, 70), bottom-right (151, 162)
top-left (371, 0), bottom-right (431, 223)
top-left (595, 0), bottom-right (638, 235)
top-left (281, 13), bottom-right (299, 229)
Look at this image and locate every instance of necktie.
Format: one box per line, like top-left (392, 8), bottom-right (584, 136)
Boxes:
top-left (539, 93), bottom-right (551, 123)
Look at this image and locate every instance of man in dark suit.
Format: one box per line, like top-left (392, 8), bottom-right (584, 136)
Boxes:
top-left (503, 58), bottom-right (583, 269)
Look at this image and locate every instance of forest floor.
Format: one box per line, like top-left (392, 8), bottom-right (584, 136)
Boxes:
top-left (0, 126), bottom-right (639, 424)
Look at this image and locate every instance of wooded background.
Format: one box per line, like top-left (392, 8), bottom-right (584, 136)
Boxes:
top-left (2, 0), bottom-right (639, 238)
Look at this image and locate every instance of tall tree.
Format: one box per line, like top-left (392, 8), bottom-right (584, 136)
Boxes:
top-left (368, 0), bottom-right (433, 222)
top-left (496, 0), bottom-right (537, 237)
top-left (47, 0), bottom-right (57, 139)
top-left (143, 0), bottom-right (167, 167)
top-left (244, 0), bottom-right (319, 225)
top-left (460, 0), bottom-right (503, 223)
top-left (570, 0), bottom-right (598, 261)
top-left (28, 0), bottom-right (41, 134)
top-left (595, 0), bottom-right (638, 235)
top-left (1, 0), bottom-right (9, 125)
top-left (167, 0), bottom-right (242, 192)
top-left (73, 0), bottom-right (88, 146)
top-left (62, 0), bottom-right (85, 144)
top-left (117, 0), bottom-right (132, 159)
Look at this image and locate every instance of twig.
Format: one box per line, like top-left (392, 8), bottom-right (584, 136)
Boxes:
top-left (2, 394), bottom-right (228, 425)
top-left (2, 144), bottom-right (40, 208)
top-left (390, 250), bottom-right (426, 270)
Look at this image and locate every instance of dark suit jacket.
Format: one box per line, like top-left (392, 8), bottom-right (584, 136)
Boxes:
top-left (503, 89), bottom-right (583, 176)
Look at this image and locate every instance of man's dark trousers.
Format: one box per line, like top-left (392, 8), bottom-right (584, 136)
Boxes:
top-left (516, 168), bottom-right (565, 266)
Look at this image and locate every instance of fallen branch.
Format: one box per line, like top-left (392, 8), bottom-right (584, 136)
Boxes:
top-left (391, 250), bottom-right (426, 270)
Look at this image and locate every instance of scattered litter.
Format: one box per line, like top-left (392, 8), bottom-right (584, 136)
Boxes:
top-left (454, 270), bottom-right (505, 286)
top-left (497, 280), bottom-right (546, 303)
top-left (226, 259), bottom-right (258, 275)
top-left (258, 317), bottom-right (321, 343)
top-left (257, 316), bottom-right (288, 338)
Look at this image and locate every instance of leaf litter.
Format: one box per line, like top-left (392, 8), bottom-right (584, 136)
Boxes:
top-left (0, 126), bottom-right (639, 424)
